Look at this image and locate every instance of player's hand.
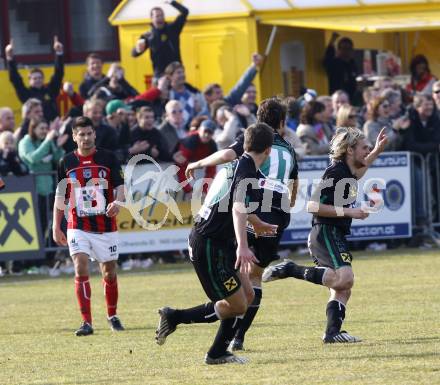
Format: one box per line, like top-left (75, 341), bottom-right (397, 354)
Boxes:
top-left (374, 127), bottom-right (388, 153)
top-left (136, 38), bottom-right (147, 53)
top-left (53, 227), bottom-right (67, 246)
top-left (252, 221), bottom-right (278, 238)
top-left (106, 201), bottom-right (121, 217)
top-left (53, 35), bottom-right (63, 54)
top-left (346, 207), bottom-right (369, 220)
top-left (5, 39), bottom-right (14, 60)
top-left (234, 104), bottom-right (250, 117)
top-left (185, 162), bottom-right (199, 179)
top-left (235, 245), bottom-right (259, 274)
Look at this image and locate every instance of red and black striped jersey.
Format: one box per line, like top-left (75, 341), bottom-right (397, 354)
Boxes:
top-left (57, 148), bottom-right (124, 233)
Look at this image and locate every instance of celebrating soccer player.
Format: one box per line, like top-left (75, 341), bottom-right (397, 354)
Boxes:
top-left (263, 127), bottom-right (387, 343)
top-left (155, 123), bottom-right (278, 364)
top-left (53, 116), bottom-right (125, 336)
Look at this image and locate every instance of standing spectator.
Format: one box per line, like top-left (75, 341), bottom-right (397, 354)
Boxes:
top-left (129, 106), bottom-right (169, 161)
top-left (15, 99), bottom-right (44, 141)
top-left (406, 55), bottom-right (437, 96)
top-left (88, 63), bottom-right (138, 101)
top-left (241, 84), bottom-right (258, 116)
top-left (18, 118), bottom-right (67, 240)
top-left (131, 0), bottom-right (189, 78)
top-left (5, 37), bottom-right (64, 121)
top-left (0, 131), bottom-right (27, 176)
top-left (105, 100), bottom-right (132, 162)
top-left (175, 119), bottom-right (217, 193)
top-left (165, 62), bottom-right (205, 127)
top-left (79, 53), bottom-right (105, 99)
top-left (323, 33), bottom-right (358, 101)
top-left (296, 101), bottom-right (330, 155)
top-left (363, 96), bottom-right (407, 150)
top-left (0, 107), bottom-right (15, 133)
top-left (159, 100), bottom-right (187, 157)
top-left (336, 104), bottom-right (358, 128)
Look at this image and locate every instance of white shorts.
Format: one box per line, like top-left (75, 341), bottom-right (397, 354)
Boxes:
top-left (67, 229), bottom-right (119, 263)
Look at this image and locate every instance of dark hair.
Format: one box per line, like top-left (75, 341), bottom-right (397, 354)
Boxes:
top-left (150, 6), bottom-right (164, 17)
top-left (337, 37), bottom-right (354, 50)
top-left (190, 115), bottom-right (209, 130)
top-left (410, 54), bottom-right (430, 80)
top-left (28, 119), bottom-right (47, 141)
top-left (86, 53), bottom-right (102, 64)
top-left (368, 96), bottom-right (387, 121)
top-left (244, 123), bottom-right (273, 153)
top-left (72, 116), bottom-right (94, 132)
top-left (29, 68), bottom-right (43, 76)
top-left (164, 61), bottom-right (184, 77)
top-left (203, 83), bottom-right (221, 97)
top-left (136, 106), bottom-right (154, 118)
top-left (256, 97), bottom-right (286, 131)
top-left (300, 101), bottom-right (325, 125)
top-left (210, 100), bottom-right (228, 120)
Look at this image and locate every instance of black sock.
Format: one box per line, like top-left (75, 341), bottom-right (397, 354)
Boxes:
top-left (288, 263), bottom-right (327, 285)
top-left (207, 316), bottom-right (240, 358)
top-left (234, 287), bottom-right (262, 342)
top-left (325, 300), bottom-right (346, 336)
top-left (173, 302), bottom-right (219, 325)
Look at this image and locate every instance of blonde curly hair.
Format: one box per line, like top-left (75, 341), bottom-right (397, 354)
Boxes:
top-left (329, 127), bottom-right (366, 162)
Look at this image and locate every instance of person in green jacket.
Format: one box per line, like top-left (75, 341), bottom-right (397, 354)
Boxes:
top-left (18, 118), bottom-right (68, 238)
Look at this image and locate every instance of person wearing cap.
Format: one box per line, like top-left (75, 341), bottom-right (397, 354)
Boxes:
top-left (175, 119), bottom-right (217, 193)
top-left (105, 100), bottom-right (132, 163)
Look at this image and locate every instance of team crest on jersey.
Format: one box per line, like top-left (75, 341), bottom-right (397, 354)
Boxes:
top-left (83, 168), bottom-right (92, 179)
top-left (223, 277), bottom-right (238, 292)
top-left (69, 171), bottom-right (76, 180)
top-left (98, 169), bottom-right (107, 178)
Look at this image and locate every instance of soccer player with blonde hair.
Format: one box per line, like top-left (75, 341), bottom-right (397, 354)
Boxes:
top-left (263, 126), bottom-right (387, 343)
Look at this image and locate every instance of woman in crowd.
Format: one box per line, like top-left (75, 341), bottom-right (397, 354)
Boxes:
top-left (406, 54), bottom-right (437, 95)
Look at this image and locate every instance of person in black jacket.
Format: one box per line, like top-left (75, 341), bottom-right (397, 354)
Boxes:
top-left (5, 36), bottom-right (64, 122)
top-left (131, 0), bottom-right (189, 78)
top-left (323, 33), bottom-right (358, 102)
top-left (79, 53), bottom-right (105, 100)
top-left (0, 131), bottom-right (27, 176)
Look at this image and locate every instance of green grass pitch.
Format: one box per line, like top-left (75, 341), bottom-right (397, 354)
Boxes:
top-left (1, 248), bottom-right (439, 385)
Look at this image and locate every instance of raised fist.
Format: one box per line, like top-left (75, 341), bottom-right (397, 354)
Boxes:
top-left (252, 53), bottom-right (263, 68)
top-left (5, 39), bottom-right (14, 60)
top-left (53, 36), bottom-right (64, 54)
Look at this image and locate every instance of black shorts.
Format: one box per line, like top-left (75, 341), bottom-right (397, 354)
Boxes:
top-left (308, 224), bottom-right (353, 269)
top-left (188, 229), bottom-right (241, 302)
top-left (248, 210), bottom-right (290, 268)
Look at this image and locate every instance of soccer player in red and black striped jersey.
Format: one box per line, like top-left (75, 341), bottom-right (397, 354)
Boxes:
top-left (53, 116), bottom-right (125, 336)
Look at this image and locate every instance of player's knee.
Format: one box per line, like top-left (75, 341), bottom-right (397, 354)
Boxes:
top-left (230, 301), bottom-right (248, 316)
top-left (338, 274), bottom-right (354, 290)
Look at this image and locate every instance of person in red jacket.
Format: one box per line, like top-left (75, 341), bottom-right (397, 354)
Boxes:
top-left (175, 119), bottom-right (217, 193)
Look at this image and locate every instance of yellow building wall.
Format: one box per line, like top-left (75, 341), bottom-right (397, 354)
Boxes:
top-left (0, 63), bottom-right (114, 124)
top-left (118, 16), bottom-right (259, 97)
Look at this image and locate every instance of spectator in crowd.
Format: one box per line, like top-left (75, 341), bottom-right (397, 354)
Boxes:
top-left (374, 76), bottom-right (394, 92)
top-left (323, 33), bottom-right (358, 101)
top-left (213, 104), bottom-right (256, 150)
top-left (15, 99), bottom-right (44, 141)
top-left (241, 84), bottom-right (258, 116)
top-left (131, 0), bottom-right (189, 78)
top-left (363, 96), bottom-right (407, 150)
top-left (358, 87), bottom-right (379, 127)
top-left (381, 88), bottom-right (404, 119)
top-left (5, 37), bottom-right (64, 121)
top-left (88, 63), bottom-right (138, 101)
top-left (316, 95), bottom-right (335, 136)
top-left (18, 118), bottom-right (67, 239)
top-left (403, 94), bottom-right (440, 155)
top-left (165, 62), bottom-right (205, 127)
top-left (331, 90), bottom-right (350, 121)
top-left (105, 99), bottom-right (132, 162)
top-left (175, 119), bottom-right (217, 193)
top-left (0, 107), bottom-right (15, 133)
top-left (188, 115), bottom-right (210, 132)
top-left (83, 99), bottom-right (118, 152)
top-left (285, 97), bottom-right (301, 132)
top-left (129, 106), bottom-right (169, 161)
top-left (79, 53), bottom-right (105, 99)
top-left (0, 131), bottom-right (27, 176)
top-left (159, 100), bottom-right (187, 157)
top-left (203, 53), bottom-right (263, 116)
top-left (406, 55), bottom-right (437, 96)
top-left (431, 80), bottom-right (440, 112)
top-left (336, 104), bottom-right (358, 128)
top-left (296, 101), bottom-right (331, 155)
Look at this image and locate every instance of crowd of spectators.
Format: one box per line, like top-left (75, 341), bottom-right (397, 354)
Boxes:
top-left (1, 7), bottom-right (440, 273)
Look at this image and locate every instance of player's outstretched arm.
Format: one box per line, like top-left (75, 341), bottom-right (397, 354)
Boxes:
top-left (248, 214), bottom-right (278, 237)
top-left (185, 148), bottom-right (237, 179)
top-left (307, 201), bottom-right (369, 220)
top-left (232, 202), bottom-right (259, 274)
top-left (356, 128), bottom-right (388, 179)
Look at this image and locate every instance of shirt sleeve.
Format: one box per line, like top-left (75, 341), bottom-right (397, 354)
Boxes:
top-left (227, 133), bottom-right (244, 157)
top-left (232, 161), bottom-right (260, 212)
top-left (289, 148), bottom-right (299, 180)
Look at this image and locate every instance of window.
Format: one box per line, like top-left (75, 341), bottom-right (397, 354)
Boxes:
top-left (1, 0), bottom-right (121, 64)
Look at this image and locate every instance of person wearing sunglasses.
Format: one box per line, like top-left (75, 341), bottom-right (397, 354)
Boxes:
top-left (363, 96), bottom-right (408, 151)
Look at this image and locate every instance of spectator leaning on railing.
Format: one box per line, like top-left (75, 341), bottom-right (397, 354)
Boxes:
top-left (5, 36), bottom-right (64, 122)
